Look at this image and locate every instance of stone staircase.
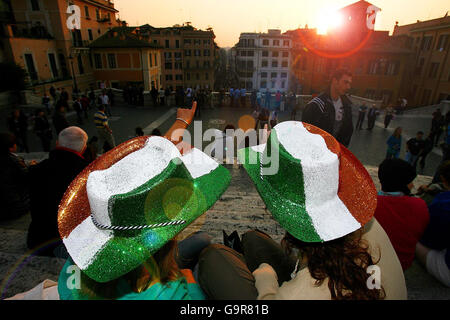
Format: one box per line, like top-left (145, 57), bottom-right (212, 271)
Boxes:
top-left (1, 164), bottom-right (449, 299)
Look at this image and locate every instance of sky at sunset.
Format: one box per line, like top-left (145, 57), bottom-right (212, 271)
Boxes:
top-left (113, 0), bottom-right (450, 47)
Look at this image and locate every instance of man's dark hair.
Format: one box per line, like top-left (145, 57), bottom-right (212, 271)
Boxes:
top-left (224, 124), bottom-right (235, 132)
top-left (98, 104), bottom-right (105, 111)
top-left (151, 128), bottom-right (161, 136)
top-left (331, 68), bottom-right (352, 82)
top-left (417, 131), bottom-right (424, 135)
top-left (378, 158), bottom-right (416, 195)
top-left (135, 127), bottom-right (144, 136)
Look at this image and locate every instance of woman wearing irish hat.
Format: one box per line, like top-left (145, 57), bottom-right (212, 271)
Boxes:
top-left (4, 103), bottom-right (227, 300)
top-left (53, 103), bottom-right (231, 300)
top-left (198, 121), bottom-right (407, 300)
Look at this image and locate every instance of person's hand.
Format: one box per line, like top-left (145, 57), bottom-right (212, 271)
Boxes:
top-left (176, 101), bottom-right (197, 124)
top-left (416, 184), bottom-right (429, 194)
top-left (252, 263), bottom-right (278, 280)
top-left (29, 160), bottom-right (38, 166)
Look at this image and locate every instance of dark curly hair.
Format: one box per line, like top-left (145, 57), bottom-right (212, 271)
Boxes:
top-left (281, 230), bottom-right (386, 300)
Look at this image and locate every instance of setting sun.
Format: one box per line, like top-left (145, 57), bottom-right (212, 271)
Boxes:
top-left (317, 10), bottom-right (344, 34)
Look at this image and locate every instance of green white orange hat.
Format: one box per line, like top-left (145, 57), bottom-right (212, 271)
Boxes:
top-left (58, 135), bottom-right (231, 283)
top-left (237, 121), bottom-right (377, 243)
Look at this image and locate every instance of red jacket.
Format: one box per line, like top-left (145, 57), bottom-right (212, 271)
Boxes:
top-left (374, 195), bottom-right (429, 270)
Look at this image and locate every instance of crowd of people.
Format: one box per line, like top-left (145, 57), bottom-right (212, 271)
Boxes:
top-left (384, 108), bottom-right (450, 173)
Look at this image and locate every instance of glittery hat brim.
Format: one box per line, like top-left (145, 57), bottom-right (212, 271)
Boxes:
top-left (237, 142), bottom-right (377, 243)
top-left (83, 163), bottom-right (230, 283)
top-left (58, 136), bottom-right (231, 283)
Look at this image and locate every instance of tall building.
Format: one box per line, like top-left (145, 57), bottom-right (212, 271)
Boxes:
top-left (0, 0), bottom-right (121, 96)
top-left (393, 14), bottom-right (450, 106)
top-left (138, 24), bottom-right (217, 91)
top-left (233, 29), bottom-right (292, 92)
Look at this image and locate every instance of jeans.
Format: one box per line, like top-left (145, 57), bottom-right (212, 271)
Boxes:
top-left (405, 152), bottom-right (418, 168)
top-left (176, 231), bottom-right (212, 272)
top-left (198, 230), bottom-right (296, 300)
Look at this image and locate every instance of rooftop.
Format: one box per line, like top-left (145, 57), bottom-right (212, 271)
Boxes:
top-left (88, 26), bottom-right (162, 49)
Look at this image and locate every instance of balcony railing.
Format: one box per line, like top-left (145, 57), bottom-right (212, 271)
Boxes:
top-left (97, 17), bottom-right (111, 23)
top-left (73, 40), bottom-right (90, 48)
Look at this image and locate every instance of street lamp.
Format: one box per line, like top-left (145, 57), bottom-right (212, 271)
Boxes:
top-left (68, 54), bottom-right (79, 96)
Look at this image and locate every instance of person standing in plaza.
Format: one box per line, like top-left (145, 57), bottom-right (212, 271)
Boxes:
top-left (60, 88), bottom-right (69, 110)
top-left (250, 90), bottom-right (257, 110)
top-left (176, 86), bottom-right (184, 106)
top-left (229, 87), bottom-right (234, 107)
top-left (159, 87), bottom-right (165, 106)
top-left (165, 87), bottom-right (171, 106)
top-left (280, 92), bottom-right (286, 112)
top-left (94, 104), bottom-right (115, 153)
top-left (7, 109), bottom-right (29, 153)
top-left (107, 88), bottom-right (115, 107)
top-left (256, 90), bottom-right (262, 109)
top-left (367, 104), bottom-right (379, 130)
top-left (49, 86), bottom-right (56, 104)
top-left (386, 127), bottom-right (403, 160)
top-left (55, 88), bottom-right (62, 106)
top-left (234, 87), bottom-right (241, 108)
top-left (264, 89), bottom-right (271, 110)
top-left (405, 131), bottom-right (425, 169)
top-left (42, 92), bottom-right (51, 114)
top-left (418, 132), bottom-right (434, 172)
top-left (356, 103), bottom-right (368, 130)
top-left (384, 105), bottom-right (395, 129)
top-left (302, 68), bottom-right (354, 147)
top-left (88, 88), bottom-right (96, 109)
top-left (52, 105), bottom-right (69, 136)
top-left (150, 86), bottom-right (158, 107)
top-left (431, 109), bottom-right (445, 147)
top-left (33, 109), bottom-right (52, 152)
top-left (100, 90), bottom-right (112, 116)
top-left (275, 90), bottom-right (281, 110)
top-left (73, 97), bottom-right (83, 125)
top-left (80, 94), bottom-right (90, 119)
top-left (240, 87), bottom-right (246, 107)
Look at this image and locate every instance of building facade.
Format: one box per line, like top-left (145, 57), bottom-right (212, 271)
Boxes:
top-left (0, 0), bottom-right (121, 97)
top-left (89, 27), bottom-right (162, 91)
top-left (393, 15), bottom-right (450, 106)
top-left (138, 24), bottom-right (216, 91)
top-left (233, 29), bottom-right (292, 92)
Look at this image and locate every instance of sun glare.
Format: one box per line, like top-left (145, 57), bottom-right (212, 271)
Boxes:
top-left (317, 10), bottom-right (344, 35)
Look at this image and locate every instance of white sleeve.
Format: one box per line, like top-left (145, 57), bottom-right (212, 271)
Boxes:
top-left (252, 263), bottom-right (281, 300)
